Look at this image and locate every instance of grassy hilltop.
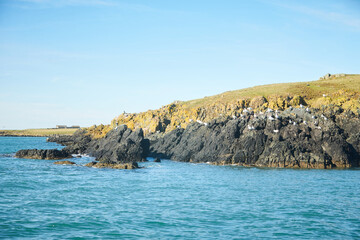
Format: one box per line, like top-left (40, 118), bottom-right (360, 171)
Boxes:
top-left (87, 74), bottom-right (360, 138)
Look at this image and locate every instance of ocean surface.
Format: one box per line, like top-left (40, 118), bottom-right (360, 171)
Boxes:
top-left (0, 137), bottom-right (359, 239)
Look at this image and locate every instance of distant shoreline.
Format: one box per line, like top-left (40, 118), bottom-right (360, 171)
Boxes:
top-left (0, 128), bottom-right (78, 137)
top-left (0, 135), bottom-right (50, 137)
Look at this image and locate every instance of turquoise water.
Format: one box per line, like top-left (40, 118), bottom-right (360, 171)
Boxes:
top-left (0, 137), bottom-right (359, 239)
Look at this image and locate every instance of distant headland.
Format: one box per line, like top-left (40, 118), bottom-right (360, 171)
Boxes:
top-left (0, 126), bottom-right (80, 137)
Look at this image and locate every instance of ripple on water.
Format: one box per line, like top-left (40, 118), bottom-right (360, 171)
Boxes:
top-left (0, 137), bottom-right (360, 239)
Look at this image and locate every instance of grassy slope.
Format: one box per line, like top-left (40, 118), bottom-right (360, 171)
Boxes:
top-left (0, 128), bottom-right (79, 137)
top-left (185, 74), bottom-right (360, 109)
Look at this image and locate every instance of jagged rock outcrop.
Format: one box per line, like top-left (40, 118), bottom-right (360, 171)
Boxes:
top-left (49, 125), bottom-right (149, 165)
top-left (15, 149), bottom-right (71, 160)
top-left (85, 125), bottom-right (149, 163)
top-left (149, 107), bottom-right (360, 169)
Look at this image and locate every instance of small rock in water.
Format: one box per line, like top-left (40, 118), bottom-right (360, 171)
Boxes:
top-left (85, 161), bottom-right (139, 169)
top-left (154, 158), bottom-right (161, 162)
top-left (54, 160), bottom-right (76, 165)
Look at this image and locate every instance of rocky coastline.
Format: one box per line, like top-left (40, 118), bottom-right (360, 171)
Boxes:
top-left (14, 73), bottom-right (360, 170)
top-left (25, 106), bottom-right (357, 169)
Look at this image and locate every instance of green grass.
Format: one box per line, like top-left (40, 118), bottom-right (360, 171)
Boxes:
top-left (183, 74), bottom-right (360, 109)
top-left (0, 128), bottom-right (79, 136)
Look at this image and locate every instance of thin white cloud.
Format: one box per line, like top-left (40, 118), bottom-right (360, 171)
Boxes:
top-left (261, 0), bottom-right (360, 31)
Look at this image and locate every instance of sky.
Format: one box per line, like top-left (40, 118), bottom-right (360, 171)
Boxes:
top-left (0, 0), bottom-right (359, 129)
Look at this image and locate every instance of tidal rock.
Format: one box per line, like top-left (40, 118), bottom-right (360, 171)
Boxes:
top-left (154, 158), bottom-right (161, 162)
top-left (84, 161), bottom-right (139, 169)
top-left (15, 149), bottom-right (71, 160)
top-left (54, 160), bottom-right (76, 165)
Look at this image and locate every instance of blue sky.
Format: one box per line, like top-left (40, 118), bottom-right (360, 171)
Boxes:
top-left (0, 0), bottom-right (359, 129)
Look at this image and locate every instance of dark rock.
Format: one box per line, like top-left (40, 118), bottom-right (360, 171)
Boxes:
top-left (47, 130), bottom-right (92, 154)
top-left (85, 126), bottom-right (149, 163)
top-left (154, 158), bottom-right (161, 162)
top-left (48, 126), bottom-right (149, 164)
top-left (15, 149), bottom-right (71, 160)
top-left (149, 108), bottom-right (360, 169)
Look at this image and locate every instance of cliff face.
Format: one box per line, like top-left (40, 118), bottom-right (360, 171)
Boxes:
top-left (149, 107), bottom-right (360, 169)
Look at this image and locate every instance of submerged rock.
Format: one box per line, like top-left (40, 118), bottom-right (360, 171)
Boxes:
top-left (15, 149), bottom-right (71, 160)
top-left (54, 160), bottom-right (76, 165)
top-left (84, 161), bottom-right (139, 169)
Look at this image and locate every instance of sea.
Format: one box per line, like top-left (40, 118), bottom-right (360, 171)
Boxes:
top-left (0, 136), bottom-right (359, 239)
